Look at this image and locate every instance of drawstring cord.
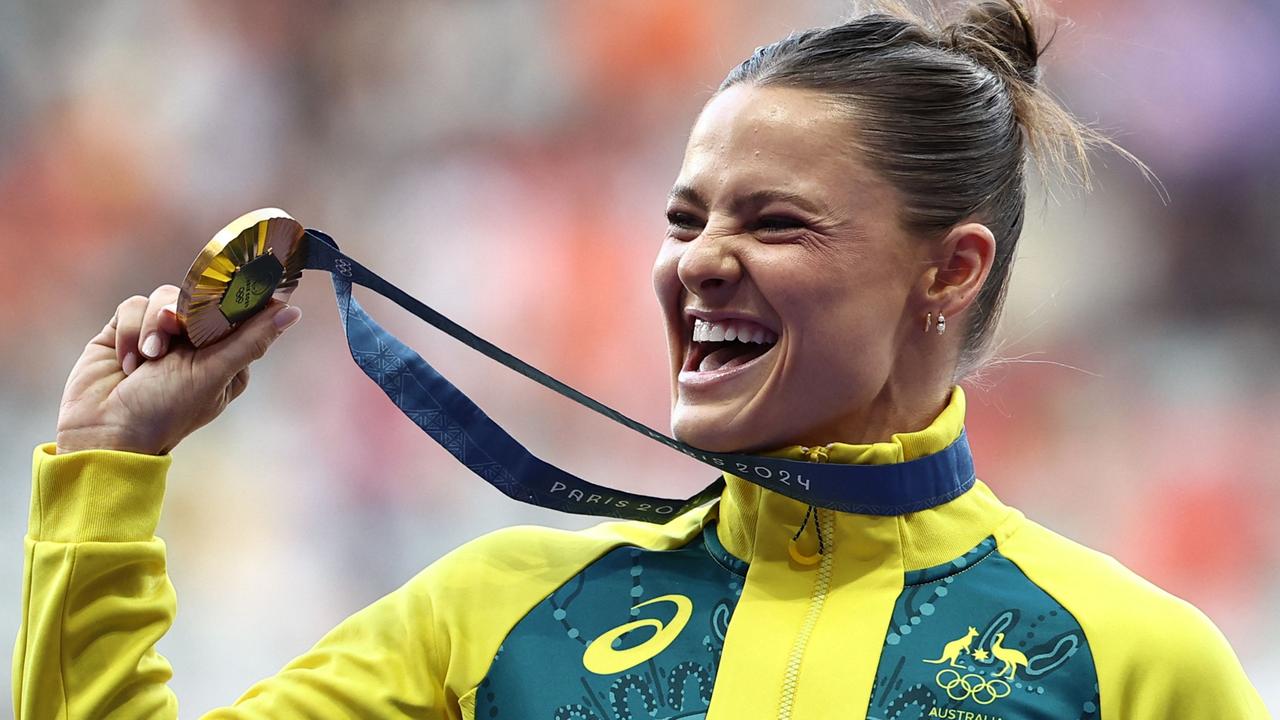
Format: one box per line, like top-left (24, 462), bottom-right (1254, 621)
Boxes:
top-left (790, 505), bottom-right (826, 556)
top-left (787, 445), bottom-right (831, 566)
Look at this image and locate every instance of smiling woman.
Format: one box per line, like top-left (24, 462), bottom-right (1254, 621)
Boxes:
top-left (13, 1), bottom-right (1268, 719)
top-left (657, 83), bottom-right (956, 454)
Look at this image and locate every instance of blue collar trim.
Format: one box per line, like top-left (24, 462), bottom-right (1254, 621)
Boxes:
top-left (750, 430), bottom-right (976, 516)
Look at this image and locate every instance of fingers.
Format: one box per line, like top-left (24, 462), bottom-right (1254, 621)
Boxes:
top-left (138, 285), bottom-right (182, 361)
top-left (114, 295), bottom-right (149, 375)
top-left (106, 284), bottom-right (299, 382)
top-left (111, 285), bottom-right (183, 376)
top-left (90, 310), bottom-right (120, 349)
top-left (203, 299), bottom-right (302, 380)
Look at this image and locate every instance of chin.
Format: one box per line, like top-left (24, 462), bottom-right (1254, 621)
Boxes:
top-left (670, 403), bottom-right (775, 454)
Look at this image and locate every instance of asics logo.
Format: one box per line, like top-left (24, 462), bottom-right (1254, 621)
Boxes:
top-left (582, 595), bottom-right (693, 675)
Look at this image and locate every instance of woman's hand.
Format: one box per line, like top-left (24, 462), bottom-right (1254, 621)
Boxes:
top-left (54, 283), bottom-right (302, 455)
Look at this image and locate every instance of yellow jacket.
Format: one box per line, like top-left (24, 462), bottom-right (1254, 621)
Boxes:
top-left (13, 387), bottom-right (1268, 718)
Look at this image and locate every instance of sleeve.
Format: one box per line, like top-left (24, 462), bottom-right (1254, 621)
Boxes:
top-left (1102, 593), bottom-right (1269, 718)
top-left (12, 442), bottom-right (454, 720)
top-left (995, 517), bottom-right (1270, 719)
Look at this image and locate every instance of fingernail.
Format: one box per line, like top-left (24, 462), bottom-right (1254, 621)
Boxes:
top-left (141, 333), bottom-right (161, 358)
top-left (122, 352), bottom-right (139, 376)
top-left (274, 306), bottom-right (302, 331)
top-left (161, 302), bottom-right (177, 317)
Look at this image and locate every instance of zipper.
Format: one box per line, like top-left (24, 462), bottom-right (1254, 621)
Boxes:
top-left (778, 447), bottom-right (836, 720)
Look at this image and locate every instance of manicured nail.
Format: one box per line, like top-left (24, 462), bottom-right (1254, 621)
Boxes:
top-left (274, 306), bottom-right (302, 331)
top-left (122, 352), bottom-right (139, 376)
top-left (141, 333), bottom-right (161, 358)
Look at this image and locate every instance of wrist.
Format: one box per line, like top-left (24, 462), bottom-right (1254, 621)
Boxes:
top-left (55, 428), bottom-right (167, 456)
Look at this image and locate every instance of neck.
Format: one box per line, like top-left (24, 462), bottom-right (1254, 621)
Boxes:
top-left (825, 321), bottom-right (964, 446)
top-left (763, 384), bottom-right (966, 465)
top-left (780, 370), bottom-right (956, 449)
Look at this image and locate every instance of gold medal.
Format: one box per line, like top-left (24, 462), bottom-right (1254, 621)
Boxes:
top-left (178, 208), bottom-right (307, 347)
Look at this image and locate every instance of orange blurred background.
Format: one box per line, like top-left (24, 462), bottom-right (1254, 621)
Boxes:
top-left (1, 0), bottom-right (1277, 712)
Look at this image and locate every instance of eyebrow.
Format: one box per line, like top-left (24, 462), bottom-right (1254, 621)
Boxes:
top-left (667, 185), bottom-right (829, 217)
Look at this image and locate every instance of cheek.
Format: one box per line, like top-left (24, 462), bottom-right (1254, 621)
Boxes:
top-left (651, 242), bottom-right (683, 312)
top-left (771, 266), bottom-right (904, 378)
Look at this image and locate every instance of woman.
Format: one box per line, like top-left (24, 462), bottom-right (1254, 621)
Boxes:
top-left (15, 1), bottom-right (1266, 718)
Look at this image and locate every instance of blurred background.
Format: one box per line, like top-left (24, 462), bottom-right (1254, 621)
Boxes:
top-left (2, 0), bottom-right (1277, 713)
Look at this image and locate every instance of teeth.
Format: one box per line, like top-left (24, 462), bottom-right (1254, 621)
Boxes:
top-left (691, 318), bottom-right (778, 345)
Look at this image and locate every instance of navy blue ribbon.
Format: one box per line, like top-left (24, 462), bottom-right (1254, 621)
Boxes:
top-left (302, 229), bottom-right (975, 522)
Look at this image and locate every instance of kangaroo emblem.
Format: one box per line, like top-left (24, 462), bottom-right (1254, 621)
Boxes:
top-left (923, 626), bottom-right (978, 668)
top-left (990, 633), bottom-right (1030, 680)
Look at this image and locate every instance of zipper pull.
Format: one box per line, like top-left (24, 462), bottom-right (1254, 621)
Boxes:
top-left (788, 535), bottom-right (822, 566)
top-left (788, 506), bottom-right (822, 566)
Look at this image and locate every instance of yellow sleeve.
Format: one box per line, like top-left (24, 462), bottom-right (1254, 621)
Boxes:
top-left (206, 568), bottom-right (452, 718)
top-left (14, 443), bottom-right (179, 719)
top-left (998, 517), bottom-right (1269, 718)
top-left (14, 442), bottom-right (712, 720)
top-left (1120, 599), bottom-right (1271, 718)
top-left (12, 442), bottom-right (452, 720)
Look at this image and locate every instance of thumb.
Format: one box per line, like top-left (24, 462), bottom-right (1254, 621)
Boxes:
top-left (202, 301), bottom-right (302, 379)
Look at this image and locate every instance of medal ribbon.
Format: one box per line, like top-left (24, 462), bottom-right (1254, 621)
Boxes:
top-left (302, 229), bottom-right (975, 522)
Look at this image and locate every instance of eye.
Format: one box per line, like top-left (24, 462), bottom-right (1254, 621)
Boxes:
top-left (755, 215), bottom-right (806, 233)
top-left (665, 210), bottom-right (703, 239)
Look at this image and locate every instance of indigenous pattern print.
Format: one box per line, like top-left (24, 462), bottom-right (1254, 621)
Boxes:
top-left (868, 537), bottom-right (1099, 719)
top-left (476, 525), bottom-right (744, 719)
top-left (476, 531), bottom-right (1100, 719)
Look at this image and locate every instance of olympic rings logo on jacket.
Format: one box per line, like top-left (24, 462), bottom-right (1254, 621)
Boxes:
top-left (934, 669), bottom-right (1012, 705)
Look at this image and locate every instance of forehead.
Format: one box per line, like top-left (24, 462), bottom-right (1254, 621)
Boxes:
top-left (678, 84), bottom-right (881, 203)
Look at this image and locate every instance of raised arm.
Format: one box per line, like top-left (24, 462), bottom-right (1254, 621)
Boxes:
top-left (16, 443), bottom-right (452, 719)
top-left (14, 283), bottom-right (296, 717)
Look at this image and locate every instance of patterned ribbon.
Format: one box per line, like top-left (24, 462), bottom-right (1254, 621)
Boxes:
top-left (302, 229), bottom-right (975, 522)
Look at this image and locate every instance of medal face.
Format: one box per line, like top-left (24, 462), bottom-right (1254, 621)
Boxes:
top-left (178, 208), bottom-right (307, 347)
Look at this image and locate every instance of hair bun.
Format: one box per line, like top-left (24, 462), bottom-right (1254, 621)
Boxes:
top-left (943, 0), bottom-right (1042, 86)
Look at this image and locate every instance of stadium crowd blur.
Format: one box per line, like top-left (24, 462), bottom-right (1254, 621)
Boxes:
top-left (2, 0), bottom-right (1277, 712)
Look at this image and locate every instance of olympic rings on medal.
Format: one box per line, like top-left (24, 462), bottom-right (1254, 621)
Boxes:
top-left (935, 669), bottom-right (1012, 705)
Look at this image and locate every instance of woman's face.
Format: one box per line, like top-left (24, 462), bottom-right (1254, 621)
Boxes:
top-left (653, 84), bottom-right (936, 452)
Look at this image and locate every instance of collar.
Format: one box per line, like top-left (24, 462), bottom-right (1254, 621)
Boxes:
top-left (714, 386), bottom-right (1014, 572)
top-left (752, 385), bottom-right (975, 515)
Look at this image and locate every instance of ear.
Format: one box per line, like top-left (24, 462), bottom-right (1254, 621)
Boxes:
top-left (921, 222), bottom-right (996, 318)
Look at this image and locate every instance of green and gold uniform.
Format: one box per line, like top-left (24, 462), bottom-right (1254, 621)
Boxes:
top-left (13, 387), bottom-right (1268, 718)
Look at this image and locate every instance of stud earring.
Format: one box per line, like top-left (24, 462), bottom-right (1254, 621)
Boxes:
top-left (936, 312), bottom-right (946, 335)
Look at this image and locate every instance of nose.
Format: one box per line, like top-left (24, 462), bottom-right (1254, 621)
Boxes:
top-left (677, 234), bottom-right (743, 301)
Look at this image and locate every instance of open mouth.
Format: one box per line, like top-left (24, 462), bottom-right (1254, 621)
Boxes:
top-left (684, 318), bottom-right (779, 375)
